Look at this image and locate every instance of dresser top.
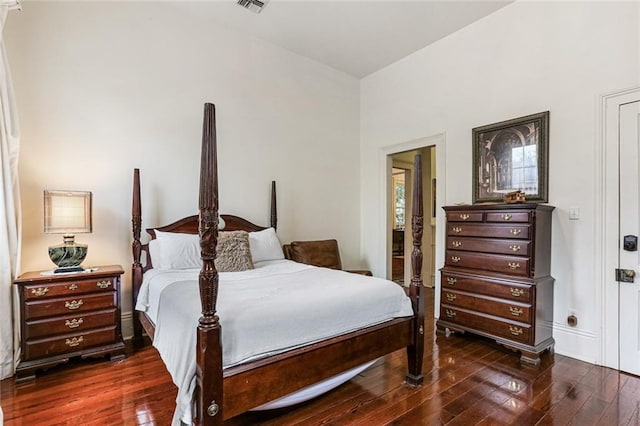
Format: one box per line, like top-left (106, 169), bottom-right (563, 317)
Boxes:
top-left (14, 265), bottom-right (124, 285)
top-left (443, 203), bottom-right (555, 212)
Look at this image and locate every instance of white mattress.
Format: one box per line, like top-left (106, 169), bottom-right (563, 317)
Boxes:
top-left (135, 259), bottom-right (413, 425)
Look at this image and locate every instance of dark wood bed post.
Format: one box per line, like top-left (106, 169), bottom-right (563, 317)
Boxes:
top-left (131, 168), bottom-right (144, 346)
top-left (195, 103), bottom-right (224, 425)
top-left (406, 154), bottom-right (425, 386)
top-left (270, 180), bottom-right (277, 230)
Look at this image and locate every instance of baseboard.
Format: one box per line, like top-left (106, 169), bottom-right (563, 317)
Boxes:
top-left (552, 323), bottom-right (598, 365)
top-left (121, 311), bottom-right (134, 341)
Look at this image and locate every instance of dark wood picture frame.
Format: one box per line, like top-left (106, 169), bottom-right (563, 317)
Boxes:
top-left (472, 111), bottom-right (549, 204)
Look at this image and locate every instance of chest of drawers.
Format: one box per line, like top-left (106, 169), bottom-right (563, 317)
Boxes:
top-left (437, 204), bottom-right (555, 364)
top-left (14, 265), bottom-right (126, 382)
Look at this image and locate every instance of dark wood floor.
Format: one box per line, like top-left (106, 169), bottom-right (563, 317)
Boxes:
top-left (2, 288), bottom-right (640, 425)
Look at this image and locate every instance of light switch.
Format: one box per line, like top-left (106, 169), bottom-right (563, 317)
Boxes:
top-left (569, 207), bottom-right (580, 220)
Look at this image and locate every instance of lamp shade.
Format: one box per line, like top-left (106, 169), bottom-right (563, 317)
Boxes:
top-left (44, 190), bottom-right (92, 272)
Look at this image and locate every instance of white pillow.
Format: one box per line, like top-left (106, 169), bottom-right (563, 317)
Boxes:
top-left (249, 228), bottom-right (285, 263)
top-left (150, 231), bottom-right (201, 270)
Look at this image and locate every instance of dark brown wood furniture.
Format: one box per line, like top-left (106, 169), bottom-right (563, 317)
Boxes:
top-left (14, 265), bottom-right (126, 382)
top-left (131, 103), bottom-right (426, 425)
top-left (282, 239), bottom-right (373, 276)
top-left (437, 203), bottom-right (555, 364)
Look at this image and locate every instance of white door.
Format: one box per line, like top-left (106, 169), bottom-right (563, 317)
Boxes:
top-left (619, 100), bottom-right (640, 375)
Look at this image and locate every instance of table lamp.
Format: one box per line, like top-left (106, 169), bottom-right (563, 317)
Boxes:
top-left (44, 190), bottom-right (92, 273)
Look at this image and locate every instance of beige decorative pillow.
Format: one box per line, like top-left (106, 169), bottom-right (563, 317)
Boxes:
top-left (215, 230), bottom-right (254, 272)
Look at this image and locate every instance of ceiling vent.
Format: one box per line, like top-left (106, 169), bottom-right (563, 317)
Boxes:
top-left (237, 0), bottom-right (269, 14)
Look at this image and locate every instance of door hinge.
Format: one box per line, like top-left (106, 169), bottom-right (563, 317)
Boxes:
top-left (616, 268), bottom-right (636, 283)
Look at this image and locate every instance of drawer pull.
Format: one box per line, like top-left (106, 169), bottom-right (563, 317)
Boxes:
top-left (451, 256), bottom-right (461, 263)
top-left (459, 214), bottom-right (470, 220)
top-left (65, 300), bottom-right (83, 310)
top-left (509, 245), bottom-right (521, 252)
top-left (508, 262), bottom-right (520, 270)
top-left (509, 307), bottom-right (523, 317)
top-left (445, 293), bottom-right (457, 302)
top-left (68, 283), bottom-right (78, 291)
top-left (510, 228), bottom-right (522, 236)
top-left (502, 214), bottom-right (512, 221)
top-left (445, 309), bottom-right (456, 318)
top-left (452, 241), bottom-right (462, 248)
top-left (96, 280), bottom-right (111, 289)
top-left (65, 318), bottom-right (84, 329)
top-left (509, 326), bottom-right (523, 336)
top-left (452, 226), bottom-right (462, 233)
top-left (446, 277), bottom-right (457, 285)
top-left (31, 287), bottom-right (49, 297)
top-left (510, 288), bottom-right (525, 297)
top-left (65, 336), bottom-right (84, 347)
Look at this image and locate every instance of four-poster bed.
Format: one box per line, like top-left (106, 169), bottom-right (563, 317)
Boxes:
top-left (131, 103), bottom-right (426, 425)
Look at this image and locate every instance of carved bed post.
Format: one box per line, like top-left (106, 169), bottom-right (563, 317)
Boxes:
top-left (270, 180), bottom-right (277, 230)
top-left (131, 168), bottom-right (143, 345)
top-left (195, 103), bottom-right (224, 425)
top-left (406, 154), bottom-right (425, 386)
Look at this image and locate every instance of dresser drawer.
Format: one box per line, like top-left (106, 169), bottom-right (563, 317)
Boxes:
top-left (448, 224), bottom-right (530, 240)
top-left (441, 273), bottom-right (532, 302)
top-left (445, 250), bottom-right (530, 276)
top-left (24, 326), bottom-right (116, 360)
top-left (446, 237), bottom-right (531, 256)
top-left (441, 290), bottom-right (532, 323)
top-left (486, 211), bottom-right (531, 223)
top-left (446, 211), bottom-right (483, 222)
top-left (439, 307), bottom-right (531, 344)
top-left (23, 276), bottom-right (117, 301)
top-left (24, 309), bottom-right (117, 340)
top-left (25, 293), bottom-right (116, 320)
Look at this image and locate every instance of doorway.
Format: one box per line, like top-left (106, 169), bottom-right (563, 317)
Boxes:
top-left (388, 147), bottom-right (436, 288)
top-left (602, 87), bottom-right (640, 373)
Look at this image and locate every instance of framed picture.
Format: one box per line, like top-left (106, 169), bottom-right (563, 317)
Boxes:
top-left (472, 111), bottom-right (549, 204)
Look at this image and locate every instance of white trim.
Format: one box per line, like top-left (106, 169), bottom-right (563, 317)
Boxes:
top-left (379, 133), bottom-right (446, 308)
top-left (554, 324), bottom-right (598, 364)
top-left (121, 311), bottom-right (134, 341)
top-left (599, 86), bottom-right (640, 369)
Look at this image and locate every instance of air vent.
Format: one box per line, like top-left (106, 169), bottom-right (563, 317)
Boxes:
top-left (237, 0), bottom-right (269, 14)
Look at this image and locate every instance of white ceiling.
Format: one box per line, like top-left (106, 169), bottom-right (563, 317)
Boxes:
top-left (186, 0), bottom-right (512, 78)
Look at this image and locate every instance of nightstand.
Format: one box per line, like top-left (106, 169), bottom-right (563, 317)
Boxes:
top-left (14, 264), bottom-right (126, 382)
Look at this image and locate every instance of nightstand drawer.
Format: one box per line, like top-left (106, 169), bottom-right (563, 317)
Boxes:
top-left (23, 277), bottom-right (117, 301)
top-left (24, 309), bottom-right (117, 340)
top-left (25, 292), bottom-right (116, 319)
top-left (24, 326), bottom-right (116, 360)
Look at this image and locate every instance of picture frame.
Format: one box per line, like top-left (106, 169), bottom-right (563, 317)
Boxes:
top-left (472, 111), bottom-right (549, 204)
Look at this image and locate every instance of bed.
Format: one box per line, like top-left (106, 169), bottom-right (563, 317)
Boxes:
top-left (131, 103), bottom-right (426, 425)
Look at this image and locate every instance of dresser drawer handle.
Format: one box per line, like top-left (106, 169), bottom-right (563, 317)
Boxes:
top-left (65, 336), bottom-right (84, 347)
top-left (509, 326), bottom-right (523, 336)
top-left (65, 318), bottom-right (84, 329)
top-left (451, 256), bottom-right (461, 263)
top-left (509, 245), bottom-right (521, 252)
top-left (452, 240), bottom-right (462, 248)
top-left (510, 288), bottom-right (525, 297)
top-left (68, 283), bottom-right (78, 291)
top-left (502, 214), bottom-right (512, 221)
top-left (445, 309), bottom-right (456, 318)
top-left (445, 293), bottom-right (457, 302)
top-left (96, 280), bottom-right (111, 289)
top-left (65, 300), bottom-right (83, 310)
top-left (509, 307), bottom-right (523, 317)
top-left (510, 229), bottom-right (522, 236)
top-left (459, 214), bottom-right (470, 220)
top-left (446, 277), bottom-right (457, 285)
top-left (31, 287), bottom-right (49, 297)
top-left (452, 227), bottom-right (462, 233)
top-left (508, 262), bottom-right (520, 270)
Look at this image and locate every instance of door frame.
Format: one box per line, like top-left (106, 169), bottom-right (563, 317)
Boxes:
top-left (380, 133), bottom-right (445, 301)
top-left (600, 86), bottom-right (640, 369)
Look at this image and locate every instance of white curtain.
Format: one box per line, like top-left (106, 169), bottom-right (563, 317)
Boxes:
top-left (0, 0), bottom-right (21, 381)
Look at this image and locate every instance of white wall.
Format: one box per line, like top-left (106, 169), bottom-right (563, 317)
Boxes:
top-left (361, 1), bottom-right (639, 362)
top-left (6, 2), bottom-right (361, 338)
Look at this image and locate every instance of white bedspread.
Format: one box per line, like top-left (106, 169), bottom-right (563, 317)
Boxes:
top-left (135, 260), bottom-right (413, 425)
